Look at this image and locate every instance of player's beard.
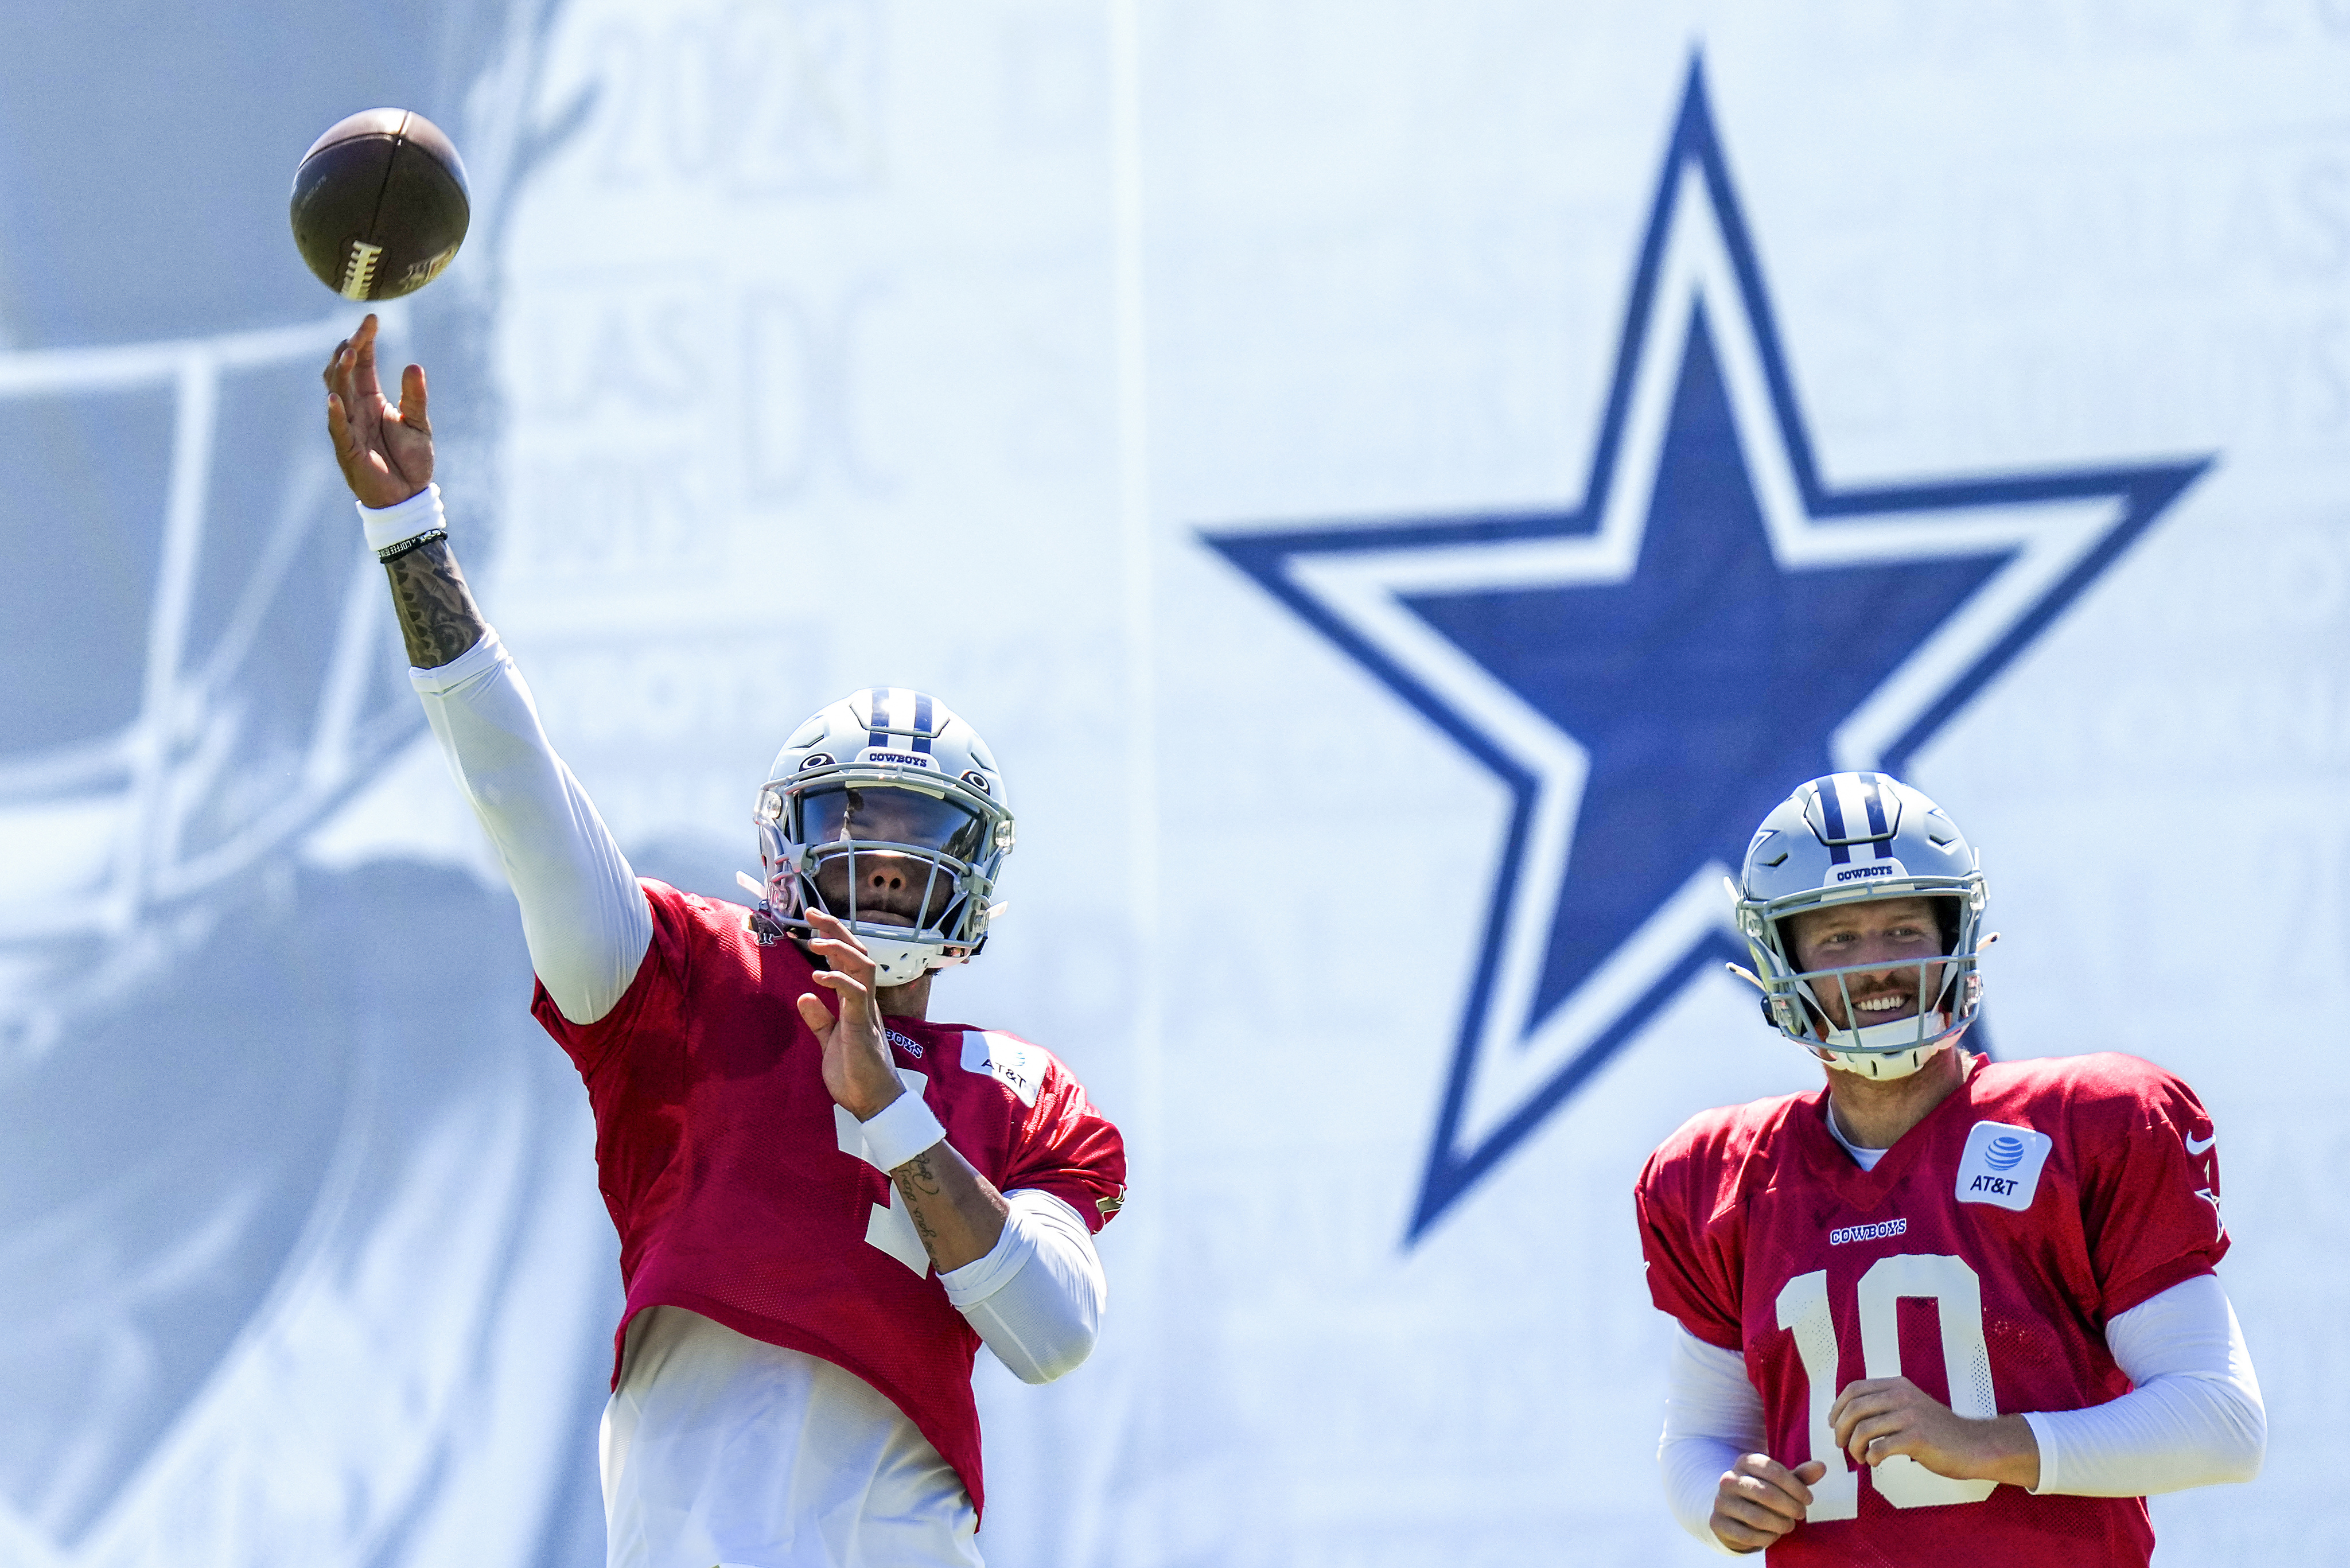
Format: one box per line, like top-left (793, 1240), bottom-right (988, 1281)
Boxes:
top-left (1807, 962), bottom-right (1945, 1033)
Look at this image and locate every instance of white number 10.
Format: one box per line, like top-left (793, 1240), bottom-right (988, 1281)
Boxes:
top-left (1775, 1254), bottom-right (2000, 1519)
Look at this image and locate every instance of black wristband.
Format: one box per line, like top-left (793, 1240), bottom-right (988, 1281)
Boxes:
top-left (376, 528), bottom-right (448, 564)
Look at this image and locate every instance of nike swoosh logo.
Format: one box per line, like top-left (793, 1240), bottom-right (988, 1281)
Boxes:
top-left (2186, 1132), bottom-right (2217, 1157)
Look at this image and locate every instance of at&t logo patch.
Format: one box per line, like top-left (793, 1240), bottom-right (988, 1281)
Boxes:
top-left (962, 1029), bottom-right (1042, 1107)
top-left (1955, 1120), bottom-right (2053, 1211)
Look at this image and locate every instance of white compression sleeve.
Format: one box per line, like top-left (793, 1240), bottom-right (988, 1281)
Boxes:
top-left (938, 1190), bottom-right (1106, 1386)
top-left (1658, 1324), bottom-right (1762, 1555)
top-left (2025, 1274), bottom-right (2265, 1496)
top-left (411, 629), bottom-right (653, 1025)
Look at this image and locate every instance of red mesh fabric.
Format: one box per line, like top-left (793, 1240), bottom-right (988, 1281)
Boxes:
top-left (1637, 1051), bottom-right (2227, 1565)
top-left (534, 881), bottom-right (1127, 1520)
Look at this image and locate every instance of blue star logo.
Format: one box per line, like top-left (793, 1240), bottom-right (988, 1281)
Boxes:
top-left (1204, 61), bottom-right (2208, 1242)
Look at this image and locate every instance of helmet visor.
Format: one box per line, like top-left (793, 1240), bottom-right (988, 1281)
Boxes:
top-left (795, 784), bottom-right (990, 862)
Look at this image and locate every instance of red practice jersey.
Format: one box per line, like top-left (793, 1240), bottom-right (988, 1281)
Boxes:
top-left (1636, 1050), bottom-right (2226, 1567)
top-left (532, 881), bottom-right (1127, 1519)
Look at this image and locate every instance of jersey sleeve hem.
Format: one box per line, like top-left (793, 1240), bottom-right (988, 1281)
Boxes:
top-left (2101, 1256), bottom-right (2217, 1325)
top-left (1675, 1317), bottom-right (1744, 1354)
top-left (1010, 1174), bottom-right (1121, 1233)
top-left (532, 878), bottom-right (690, 1079)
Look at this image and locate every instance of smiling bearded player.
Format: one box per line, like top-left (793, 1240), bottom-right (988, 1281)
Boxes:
top-left (323, 315), bottom-right (1125, 1568)
top-left (1635, 773), bottom-right (2264, 1564)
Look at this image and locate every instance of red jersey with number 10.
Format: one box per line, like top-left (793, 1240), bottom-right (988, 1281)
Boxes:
top-left (1636, 1050), bottom-right (2226, 1567)
top-left (531, 880), bottom-right (1127, 1520)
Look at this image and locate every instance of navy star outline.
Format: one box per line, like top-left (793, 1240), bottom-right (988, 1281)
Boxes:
top-left (1202, 59), bottom-right (2211, 1243)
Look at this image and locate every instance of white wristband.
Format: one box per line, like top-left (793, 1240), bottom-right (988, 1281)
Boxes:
top-left (859, 1089), bottom-right (946, 1173)
top-left (359, 483), bottom-right (446, 554)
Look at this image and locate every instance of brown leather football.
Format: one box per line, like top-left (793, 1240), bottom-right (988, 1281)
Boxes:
top-left (289, 108), bottom-right (469, 301)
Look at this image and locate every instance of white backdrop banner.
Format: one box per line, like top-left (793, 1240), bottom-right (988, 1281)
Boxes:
top-left (1, 4), bottom-right (2342, 1566)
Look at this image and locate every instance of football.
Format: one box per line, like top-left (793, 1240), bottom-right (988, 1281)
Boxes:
top-left (289, 108), bottom-right (469, 301)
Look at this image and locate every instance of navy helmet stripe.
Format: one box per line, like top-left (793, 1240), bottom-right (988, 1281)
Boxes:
top-left (1816, 779), bottom-right (1853, 864)
top-left (867, 686), bottom-right (889, 750)
top-left (912, 691), bottom-right (933, 753)
top-left (1858, 771), bottom-right (1889, 837)
top-left (1857, 771), bottom-right (1897, 858)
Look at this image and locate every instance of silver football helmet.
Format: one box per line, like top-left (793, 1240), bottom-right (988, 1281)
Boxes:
top-left (749, 687), bottom-right (1014, 986)
top-left (1730, 772), bottom-right (1989, 1080)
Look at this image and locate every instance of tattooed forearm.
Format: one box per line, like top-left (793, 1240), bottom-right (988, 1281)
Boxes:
top-left (384, 538), bottom-right (489, 668)
top-left (894, 1155), bottom-right (947, 1251)
top-left (896, 1152), bottom-right (946, 1198)
top-left (898, 1188), bottom-right (943, 1247)
top-left (880, 1140), bottom-right (1007, 1271)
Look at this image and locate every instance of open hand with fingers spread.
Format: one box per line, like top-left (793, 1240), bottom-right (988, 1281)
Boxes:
top-left (1709, 1452), bottom-right (1827, 1554)
top-left (322, 312), bottom-right (433, 508)
top-left (1828, 1376), bottom-right (2040, 1491)
top-left (796, 908), bottom-right (911, 1122)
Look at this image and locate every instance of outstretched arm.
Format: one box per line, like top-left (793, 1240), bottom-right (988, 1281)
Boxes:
top-left (322, 315), bottom-right (650, 1022)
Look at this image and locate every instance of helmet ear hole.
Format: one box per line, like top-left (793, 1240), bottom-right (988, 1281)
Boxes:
top-left (1933, 896), bottom-right (1962, 955)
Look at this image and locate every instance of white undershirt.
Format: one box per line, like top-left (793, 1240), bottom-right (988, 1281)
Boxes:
top-left (1658, 1279), bottom-right (2266, 1552)
top-left (1820, 1102), bottom-right (1889, 1171)
top-left (407, 625), bottom-right (1107, 1566)
top-left (602, 1308), bottom-right (981, 1568)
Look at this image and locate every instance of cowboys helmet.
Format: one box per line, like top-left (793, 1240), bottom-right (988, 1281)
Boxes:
top-left (751, 687), bottom-right (1014, 986)
top-left (1731, 772), bottom-right (1989, 1080)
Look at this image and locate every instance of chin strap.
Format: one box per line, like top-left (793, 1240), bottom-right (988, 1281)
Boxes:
top-left (858, 932), bottom-right (960, 987)
top-left (1815, 1041), bottom-right (1936, 1081)
top-left (1822, 1006), bottom-right (1954, 1056)
top-left (1814, 1014), bottom-right (1972, 1080)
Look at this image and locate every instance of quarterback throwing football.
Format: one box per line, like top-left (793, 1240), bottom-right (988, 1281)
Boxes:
top-left (324, 316), bottom-right (1125, 1568)
top-left (1637, 772), bottom-right (2262, 1563)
